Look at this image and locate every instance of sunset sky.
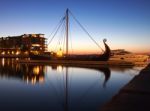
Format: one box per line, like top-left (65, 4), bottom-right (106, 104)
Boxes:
top-left (0, 0), bottom-right (150, 54)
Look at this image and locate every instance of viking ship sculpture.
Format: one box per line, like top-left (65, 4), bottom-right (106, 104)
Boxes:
top-left (30, 9), bottom-right (111, 61)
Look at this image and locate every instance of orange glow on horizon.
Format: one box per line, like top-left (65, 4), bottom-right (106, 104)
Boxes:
top-left (48, 47), bottom-right (150, 54)
top-left (48, 41), bottom-right (150, 54)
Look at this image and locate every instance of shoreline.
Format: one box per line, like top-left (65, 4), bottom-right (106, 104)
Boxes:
top-left (16, 59), bottom-right (148, 67)
top-left (100, 63), bottom-right (150, 111)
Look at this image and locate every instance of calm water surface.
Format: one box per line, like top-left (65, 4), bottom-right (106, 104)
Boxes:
top-left (0, 58), bottom-right (143, 111)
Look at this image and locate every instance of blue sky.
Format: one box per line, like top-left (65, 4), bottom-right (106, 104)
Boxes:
top-left (0, 0), bottom-right (150, 53)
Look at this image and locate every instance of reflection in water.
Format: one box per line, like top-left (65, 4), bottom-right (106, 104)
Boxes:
top-left (63, 67), bottom-right (111, 111)
top-left (0, 58), bottom-right (111, 87)
top-left (57, 65), bottom-right (63, 72)
top-left (0, 58), bottom-right (141, 111)
top-left (101, 68), bottom-right (111, 88)
top-left (0, 58), bottom-right (45, 84)
top-left (2, 58), bottom-right (5, 66)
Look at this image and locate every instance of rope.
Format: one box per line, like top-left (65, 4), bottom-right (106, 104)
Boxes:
top-left (54, 20), bottom-right (66, 51)
top-left (47, 16), bottom-right (65, 46)
top-left (69, 20), bottom-right (74, 54)
top-left (69, 10), bottom-right (104, 52)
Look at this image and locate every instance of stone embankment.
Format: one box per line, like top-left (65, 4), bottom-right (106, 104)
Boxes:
top-left (101, 63), bottom-right (150, 111)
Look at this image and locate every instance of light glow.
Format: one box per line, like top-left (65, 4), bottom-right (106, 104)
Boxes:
top-left (32, 44), bottom-right (40, 47)
top-left (33, 66), bottom-right (40, 75)
top-left (16, 51), bottom-right (20, 55)
top-left (1, 52), bottom-right (5, 55)
top-left (57, 65), bottom-right (63, 72)
top-left (57, 48), bottom-right (63, 57)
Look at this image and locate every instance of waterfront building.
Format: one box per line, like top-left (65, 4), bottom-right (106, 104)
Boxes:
top-left (0, 34), bottom-right (47, 56)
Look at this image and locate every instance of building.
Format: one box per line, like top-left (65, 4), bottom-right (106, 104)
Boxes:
top-left (0, 34), bottom-right (47, 56)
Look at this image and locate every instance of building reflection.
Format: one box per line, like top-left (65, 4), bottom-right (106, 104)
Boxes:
top-left (0, 58), bottom-right (45, 85)
top-left (0, 58), bottom-right (111, 87)
top-left (0, 59), bottom-right (139, 111)
top-left (23, 65), bottom-right (45, 85)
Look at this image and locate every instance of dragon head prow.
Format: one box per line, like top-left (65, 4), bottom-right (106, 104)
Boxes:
top-left (103, 38), bottom-right (107, 43)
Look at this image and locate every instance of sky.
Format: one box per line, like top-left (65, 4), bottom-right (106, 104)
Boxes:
top-left (0, 0), bottom-right (150, 54)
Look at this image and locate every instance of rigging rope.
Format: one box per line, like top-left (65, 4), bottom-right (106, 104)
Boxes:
top-left (54, 20), bottom-right (66, 52)
top-left (69, 10), bottom-right (104, 52)
top-left (47, 16), bottom-right (65, 46)
top-left (48, 9), bottom-right (105, 53)
top-left (69, 20), bottom-right (74, 54)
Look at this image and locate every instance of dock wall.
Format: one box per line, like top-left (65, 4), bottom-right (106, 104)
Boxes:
top-left (100, 63), bottom-right (150, 111)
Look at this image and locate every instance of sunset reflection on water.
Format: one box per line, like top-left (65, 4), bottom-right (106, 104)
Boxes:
top-left (0, 58), bottom-right (142, 111)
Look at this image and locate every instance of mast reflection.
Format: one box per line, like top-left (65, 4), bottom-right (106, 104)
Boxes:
top-left (0, 58), bottom-right (111, 87)
top-left (62, 66), bottom-right (111, 111)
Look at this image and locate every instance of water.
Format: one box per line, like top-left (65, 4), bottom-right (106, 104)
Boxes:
top-left (0, 58), bottom-right (143, 111)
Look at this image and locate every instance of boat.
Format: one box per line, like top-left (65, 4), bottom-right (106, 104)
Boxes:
top-left (57, 39), bottom-right (111, 61)
top-left (30, 9), bottom-right (111, 61)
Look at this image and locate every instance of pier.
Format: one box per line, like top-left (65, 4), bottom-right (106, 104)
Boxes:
top-left (16, 59), bottom-right (136, 67)
top-left (101, 63), bottom-right (150, 111)
top-left (16, 59), bottom-right (148, 67)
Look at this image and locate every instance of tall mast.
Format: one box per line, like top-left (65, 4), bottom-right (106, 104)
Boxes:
top-left (66, 8), bottom-right (69, 56)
